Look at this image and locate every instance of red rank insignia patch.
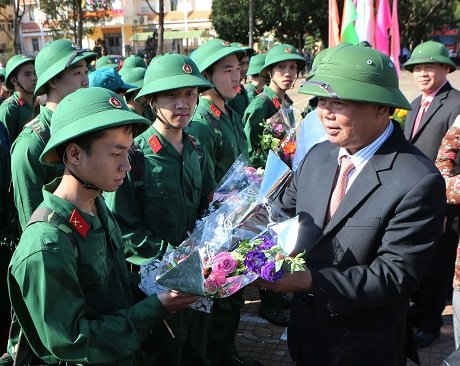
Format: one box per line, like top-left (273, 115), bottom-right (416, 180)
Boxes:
top-left (149, 135), bottom-right (163, 153)
top-left (272, 97), bottom-right (281, 109)
top-left (210, 104), bottom-right (221, 118)
top-left (68, 209), bottom-right (89, 238)
top-left (18, 97), bottom-right (25, 106)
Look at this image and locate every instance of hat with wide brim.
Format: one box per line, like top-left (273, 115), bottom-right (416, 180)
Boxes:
top-left (95, 55), bottom-right (118, 70)
top-left (190, 39), bottom-right (245, 73)
top-left (247, 53), bottom-right (266, 76)
top-left (40, 87), bottom-right (150, 165)
top-left (136, 53), bottom-right (212, 99)
top-left (34, 39), bottom-right (97, 96)
top-left (122, 66), bottom-right (146, 94)
top-left (299, 44), bottom-right (411, 110)
top-left (261, 44), bottom-right (305, 74)
top-left (403, 40), bottom-right (456, 72)
top-left (231, 42), bottom-right (256, 56)
top-left (5, 55), bottom-right (35, 90)
top-left (119, 55), bottom-right (147, 76)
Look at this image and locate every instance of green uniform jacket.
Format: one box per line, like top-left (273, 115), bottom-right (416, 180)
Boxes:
top-left (242, 86), bottom-right (293, 168)
top-left (186, 97), bottom-right (248, 187)
top-left (11, 106), bottom-right (63, 230)
top-left (227, 84), bottom-right (249, 120)
top-left (0, 92), bottom-right (33, 142)
top-left (245, 83), bottom-right (263, 104)
top-left (105, 126), bottom-right (213, 263)
top-left (8, 181), bottom-right (167, 365)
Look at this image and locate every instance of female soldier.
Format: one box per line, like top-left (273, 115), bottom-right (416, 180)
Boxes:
top-left (105, 53), bottom-right (213, 365)
top-left (243, 44), bottom-right (305, 168)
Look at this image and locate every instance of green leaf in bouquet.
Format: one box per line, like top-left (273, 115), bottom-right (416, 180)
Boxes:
top-left (156, 250), bottom-right (205, 295)
top-left (275, 259), bottom-right (284, 273)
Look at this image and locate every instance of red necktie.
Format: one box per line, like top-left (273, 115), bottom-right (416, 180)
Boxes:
top-left (328, 156), bottom-right (355, 218)
top-left (411, 99), bottom-right (431, 139)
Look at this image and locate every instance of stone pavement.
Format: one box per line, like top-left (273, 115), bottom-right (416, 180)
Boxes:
top-left (236, 288), bottom-right (455, 366)
top-left (235, 68), bottom-right (460, 366)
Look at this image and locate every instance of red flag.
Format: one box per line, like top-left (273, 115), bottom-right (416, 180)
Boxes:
top-left (390, 0), bottom-right (401, 76)
top-left (329, 0), bottom-right (341, 47)
top-left (375, 0), bottom-right (391, 55)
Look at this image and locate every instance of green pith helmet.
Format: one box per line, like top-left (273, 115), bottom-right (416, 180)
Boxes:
top-left (247, 53), bottom-right (266, 76)
top-left (403, 40), bottom-right (456, 73)
top-left (5, 54), bottom-right (34, 90)
top-left (34, 39), bottom-right (97, 96)
top-left (119, 55), bottom-right (147, 76)
top-left (231, 42), bottom-right (255, 56)
top-left (261, 43), bottom-right (306, 74)
top-left (190, 38), bottom-right (244, 73)
top-left (40, 87), bottom-right (150, 165)
top-left (95, 55), bottom-right (118, 70)
top-left (122, 67), bottom-right (146, 93)
top-left (136, 53), bottom-right (212, 99)
top-left (299, 44), bottom-right (411, 110)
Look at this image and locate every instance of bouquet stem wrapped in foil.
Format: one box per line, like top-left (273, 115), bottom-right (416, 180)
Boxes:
top-left (139, 152), bottom-right (302, 307)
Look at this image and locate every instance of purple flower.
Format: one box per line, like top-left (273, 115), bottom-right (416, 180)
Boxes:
top-left (258, 235), bottom-right (276, 250)
top-left (260, 261), bottom-right (284, 282)
top-left (244, 250), bottom-right (267, 274)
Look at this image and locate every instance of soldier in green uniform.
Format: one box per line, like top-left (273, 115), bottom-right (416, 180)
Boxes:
top-left (245, 53), bottom-right (266, 103)
top-left (243, 43), bottom-right (305, 168)
top-left (121, 66), bottom-right (155, 121)
top-left (0, 55), bottom-right (36, 142)
top-left (228, 42), bottom-right (254, 118)
top-left (186, 39), bottom-right (257, 366)
top-left (7, 86), bottom-right (197, 365)
top-left (187, 39), bottom-right (248, 188)
top-left (11, 39), bottom-right (96, 230)
top-left (242, 44), bottom-right (305, 328)
top-left (105, 53), bottom-right (213, 365)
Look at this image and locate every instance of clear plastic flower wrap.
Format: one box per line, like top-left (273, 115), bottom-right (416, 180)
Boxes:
top-left (139, 152), bottom-right (297, 304)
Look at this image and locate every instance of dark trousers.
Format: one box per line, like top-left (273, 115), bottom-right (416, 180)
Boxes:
top-left (411, 211), bottom-right (459, 331)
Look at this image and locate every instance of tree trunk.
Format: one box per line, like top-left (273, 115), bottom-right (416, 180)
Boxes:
top-left (76, 0), bottom-right (83, 48)
top-left (158, 0), bottom-right (164, 54)
top-left (13, 0), bottom-right (24, 53)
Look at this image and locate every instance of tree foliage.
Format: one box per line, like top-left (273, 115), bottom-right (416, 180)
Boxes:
top-left (40, 0), bottom-right (112, 47)
top-left (211, 0), bottom-right (328, 50)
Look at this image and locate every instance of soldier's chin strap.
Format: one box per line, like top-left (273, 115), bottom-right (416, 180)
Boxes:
top-left (67, 168), bottom-right (102, 192)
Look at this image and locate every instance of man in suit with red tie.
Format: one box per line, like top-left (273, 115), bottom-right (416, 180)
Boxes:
top-left (403, 40), bottom-right (460, 348)
top-left (258, 44), bottom-right (446, 365)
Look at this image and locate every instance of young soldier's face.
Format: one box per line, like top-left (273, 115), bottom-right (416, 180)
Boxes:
top-left (239, 55), bottom-right (250, 80)
top-left (76, 126), bottom-right (133, 192)
top-left (52, 60), bottom-right (89, 99)
top-left (153, 87), bottom-right (198, 128)
top-left (317, 98), bottom-right (389, 154)
top-left (270, 61), bottom-right (298, 90)
top-left (13, 63), bottom-right (37, 94)
top-left (412, 63), bottom-right (449, 94)
top-left (209, 54), bottom-right (241, 99)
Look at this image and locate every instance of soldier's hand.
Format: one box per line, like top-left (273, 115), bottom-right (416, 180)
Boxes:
top-left (157, 290), bottom-right (198, 313)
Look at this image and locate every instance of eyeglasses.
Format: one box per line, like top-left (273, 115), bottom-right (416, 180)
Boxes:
top-left (65, 48), bottom-right (91, 69)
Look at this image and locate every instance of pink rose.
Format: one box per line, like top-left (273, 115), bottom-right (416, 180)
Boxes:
top-left (205, 271), bottom-right (227, 294)
top-left (212, 252), bottom-right (238, 276)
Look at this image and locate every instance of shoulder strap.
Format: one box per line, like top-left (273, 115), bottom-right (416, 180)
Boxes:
top-left (27, 207), bottom-right (79, 259)
top-left (128, 144), bottom-right (145, 189)
top-left (24, 118), bottom-right (49, 146)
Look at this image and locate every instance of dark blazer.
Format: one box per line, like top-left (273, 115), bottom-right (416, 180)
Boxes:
top-left (276, 123), bottom-right (446, 366)
top-left (404, 82), bottom-right (460, 161)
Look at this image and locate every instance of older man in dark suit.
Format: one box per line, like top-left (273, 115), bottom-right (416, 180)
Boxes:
top-left (259, 44), bottom-right (446, 365)
top-left (403, 41), bottom-right (460, 347)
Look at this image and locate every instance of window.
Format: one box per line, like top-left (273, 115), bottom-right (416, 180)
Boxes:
top-left (170, 0), bottom-right (178, 11)
top-left (7, 21), bottom-right (13, 32)
top-left (32, 38), bottom-right (39, 52)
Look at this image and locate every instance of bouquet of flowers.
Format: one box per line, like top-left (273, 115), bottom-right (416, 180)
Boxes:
top-left (260, 103), bottom-right (298, 167)
top-left (139, 152), bottom-right (296, 304)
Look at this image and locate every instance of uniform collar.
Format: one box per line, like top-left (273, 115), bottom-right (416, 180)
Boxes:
top-left (39, 105), bottom-right (53, 127)
top-left (138, 125), bottom-right (193, 159)
top-left (42, 178), bottom-right (105, 235)
top-left (262, 85), bottom-right (293, 109)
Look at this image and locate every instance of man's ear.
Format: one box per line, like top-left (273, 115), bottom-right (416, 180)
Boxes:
top-left (64, 143), bottom-right (83, 165)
